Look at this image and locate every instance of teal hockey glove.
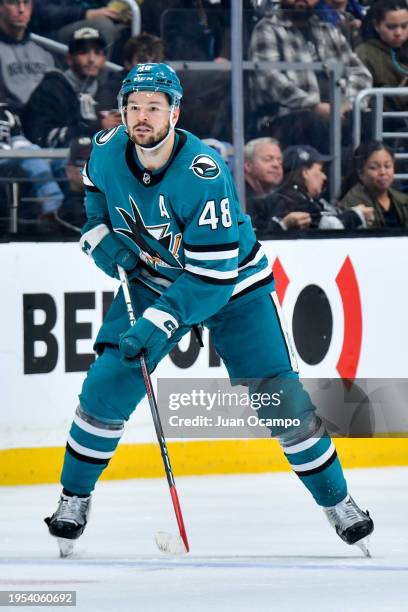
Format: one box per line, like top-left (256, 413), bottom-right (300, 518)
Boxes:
top-left (80, 224), bottom-right (138, 278)
top-left (119, 308), bottom-right (179, 368)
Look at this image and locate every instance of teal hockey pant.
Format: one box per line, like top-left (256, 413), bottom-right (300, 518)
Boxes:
top-left (61, 285), bottom-right (347, 507)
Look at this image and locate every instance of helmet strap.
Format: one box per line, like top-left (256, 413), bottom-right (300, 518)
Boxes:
top-left (129, 103), bottom-right (178, 153)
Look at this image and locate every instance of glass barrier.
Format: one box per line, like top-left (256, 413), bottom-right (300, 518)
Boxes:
top-left (0, 147), bottom-right (83, 237)
top-left (1, 4), bottom-right (407, 238)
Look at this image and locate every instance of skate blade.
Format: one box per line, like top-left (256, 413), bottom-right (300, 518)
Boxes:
top-left (57, 537), bottom-right (75, 558)
top-left (155, 531), bottom-right (188, 555)
top-left (355, 537), bottom-right (371, 558)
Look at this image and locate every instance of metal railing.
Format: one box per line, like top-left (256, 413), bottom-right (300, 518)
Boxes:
top-left (122, 0), bottom-right (142, 37)
top-left (0, 149), bottom-right (69, 233)
top-left (353, 87), bottom-right (408, 180)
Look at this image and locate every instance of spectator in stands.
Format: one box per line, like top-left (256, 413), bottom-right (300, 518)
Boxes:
top-left (97, 32), bottom-right (166, 113)
top-left (24, 27), bottom-right (107, 148)
top-left (244, 137), bottom-right (283, 201)
top-left (0, 0), bottom-right (55, 112)
top-left (57, 136), bottom-right (92, 232)
top-left (0, 1), bottom-right (65, 232)
top-left (340, 140), bottom-right (408, 227)
top-left (316, 0), bottom-right (365, 48)
top-left (248, 0), bottom-right (373, 152)
top-left (31, 0), bottom-right (130, 59)
top-left (265, 144), bottom-right (374, 230)
top-left (244, 137), bottom-right (313, 231)
top-left (356, 0), bottom-right (408, 113)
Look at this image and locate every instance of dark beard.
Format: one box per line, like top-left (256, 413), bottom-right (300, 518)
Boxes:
top-left (128, 123), bottom-right (170, 148)
top-left (281, 4), bottom-right (314, 26)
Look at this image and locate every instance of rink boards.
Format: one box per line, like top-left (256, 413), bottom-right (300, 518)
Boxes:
top-left (1, 236), bottom-right (408, 484)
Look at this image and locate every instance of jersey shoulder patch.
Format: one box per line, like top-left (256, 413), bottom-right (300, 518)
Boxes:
top-left (189, 154), bottom-right (221, 180)
top-left (94, 125), bottom-right (122, 146)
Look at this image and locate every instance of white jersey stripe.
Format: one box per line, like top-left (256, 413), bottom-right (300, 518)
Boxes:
top-left (238, 246), bottom-right (266, 271)
top-left (185, 264), bottom-right (238, 280)
top-left (184, 248), bottom-right (239, 261)
top-left (73, 413), bottom-right (124, 439)
top-left (67, 434), bottom-right (115, 460)
top-left (291, 442), bottom-right (335, 472)
top-left (231, 266), bottom-right (271, 296)
top-left (82, 164), bottom-right (95, 187)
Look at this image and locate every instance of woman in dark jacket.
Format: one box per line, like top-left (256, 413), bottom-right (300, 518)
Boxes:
top-left (340, 140), bottom-right (408, 228)
top-left (265, 145), bottom-right (374, 231)
top-left (356, 0), bottom-right (408, 113)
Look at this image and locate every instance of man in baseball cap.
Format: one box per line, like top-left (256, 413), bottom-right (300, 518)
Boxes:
top-left (68, 26), bottom-right (107, 55)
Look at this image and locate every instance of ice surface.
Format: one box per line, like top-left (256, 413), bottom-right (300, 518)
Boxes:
top-left (1, 468), bottom-right (407, 611)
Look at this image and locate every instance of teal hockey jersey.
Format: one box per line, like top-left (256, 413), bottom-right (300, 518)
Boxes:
top-left (82, 126), bottom-right (274, 340)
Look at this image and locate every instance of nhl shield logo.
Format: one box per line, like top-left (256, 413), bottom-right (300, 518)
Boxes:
top-left (190, 155), bottom-right (220, 180)
top-left (143, 172), bottom-right (151, 184)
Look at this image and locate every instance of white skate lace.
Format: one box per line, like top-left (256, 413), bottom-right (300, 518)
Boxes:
top-left (56, 496), bottom-right (88, 526)
top-left (326, 496), bottom-right (367, 530)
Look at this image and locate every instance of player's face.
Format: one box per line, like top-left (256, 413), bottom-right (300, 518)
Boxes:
top-left (125, 91), bottom-right (179, 148)
top-left (68, 47), bottom-right (106, 78)
top-left (247, 143), bottom-right (283, 188)
top-left (302, 162), bottom-right (326, 198)
top-left (359, 150), bottom-right (395, 193)
top-left (374, 10), bottom-right (408, 48)
top-left (0, 0), bottom-right (32, 31)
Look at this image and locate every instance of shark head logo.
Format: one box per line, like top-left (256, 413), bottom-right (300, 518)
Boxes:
top-left (190, 155), bottom-right (220, 180)
top-left (115, 196), bottom-right (182, 269)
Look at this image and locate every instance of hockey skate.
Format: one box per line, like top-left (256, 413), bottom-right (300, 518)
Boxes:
top-left (45, 493), bottom-right (91, 558)
top-left (323, 494), bottom-right (374, 557)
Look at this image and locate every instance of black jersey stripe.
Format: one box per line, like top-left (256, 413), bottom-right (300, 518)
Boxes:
top-left (229, 271), bottom-right (274, 301)
top-left (292, 450), bottom-right (338, 477)
top-left (66, 442), bottom-right (110, 466)
top-left (183, 241), bottom-right (239, 252)
top-left (269, 291), bottom-right (293, 370)
top-left (238, 242), bottom-right (261, 268)
top-left (85, 185), bottom-right (102, 193)
top-left (138, 260), bottom-right (174, 281)
top-left (185, 270), bottom-right (237, 285)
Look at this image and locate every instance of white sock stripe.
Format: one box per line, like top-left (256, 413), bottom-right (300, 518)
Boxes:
top-left (184, 248), bottom-right (239, 261)
top-left (231, 266), bottom-right (271, 296)
top-left (291, 442), bottom-right (335, 473)
top-left (67, 434), bottom-right (115, 460)
top-left (282, 423), bottom-right (326, 455)
top-left (143, 307), bottom-right (179, 337)
top-left (73, 413), bottom-right (124, 439)
top-left (79, 224), bottom-right (110, 254)
top-left (185, 263), bottom-right (238, 279)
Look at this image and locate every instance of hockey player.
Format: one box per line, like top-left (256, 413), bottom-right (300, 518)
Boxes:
top-left (45, 63), bottom-right (373, 557)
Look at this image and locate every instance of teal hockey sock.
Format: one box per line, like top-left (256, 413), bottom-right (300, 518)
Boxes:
top-left (280, 423), bottom-right (347, 507)
top-left (61, 405), bottom-right (124, 495)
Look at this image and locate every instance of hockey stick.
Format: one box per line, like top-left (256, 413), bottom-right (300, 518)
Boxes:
top-left (117, 265), bottom-right (190, 555)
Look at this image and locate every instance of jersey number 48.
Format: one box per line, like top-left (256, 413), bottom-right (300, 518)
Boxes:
top-left (198, 198), bottom-right (232, 230)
